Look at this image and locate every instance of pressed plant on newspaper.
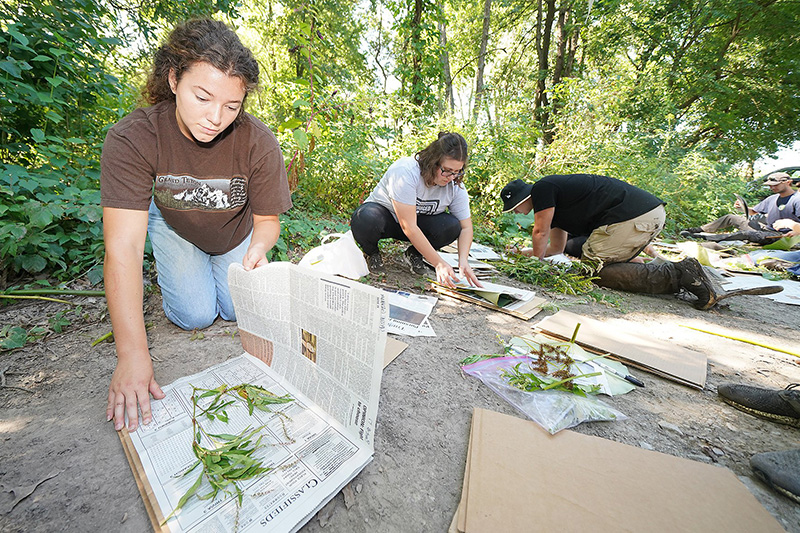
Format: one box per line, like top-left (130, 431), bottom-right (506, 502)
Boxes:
top-left (162, 384), bottom-right (295, 527)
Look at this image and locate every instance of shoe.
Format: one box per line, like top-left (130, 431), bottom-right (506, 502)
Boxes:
top-left (366, 252), bottom-right (384, 273)
top-left (674, 257), bottom-right (720, 309)
top-left (683, 227), bottom-right (704, 234)
top-left (679, 230), bottom-right (702, 240)
top-left (403, 248), bottom-right (428, 275)
top-left (750, 448), bottom-right (800, 504)
top-left (717, 383), bottom-right (800, 427)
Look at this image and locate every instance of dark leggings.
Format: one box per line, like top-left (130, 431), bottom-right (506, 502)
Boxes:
top-left (350, 202), bottom-right (462, 256)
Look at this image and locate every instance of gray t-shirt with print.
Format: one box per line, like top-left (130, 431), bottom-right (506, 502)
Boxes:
top-left (365, 156), bottom-right (470, 221)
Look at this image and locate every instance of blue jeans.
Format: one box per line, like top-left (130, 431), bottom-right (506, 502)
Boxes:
top-left (147, 201), bottom-right (250, 330)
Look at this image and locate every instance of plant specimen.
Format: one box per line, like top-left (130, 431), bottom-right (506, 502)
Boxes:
top-left (163, 383), bottom-right (295, 526)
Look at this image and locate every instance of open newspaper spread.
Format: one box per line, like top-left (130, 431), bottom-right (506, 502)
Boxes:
top-left (120, 262), bottom-right (388, 532)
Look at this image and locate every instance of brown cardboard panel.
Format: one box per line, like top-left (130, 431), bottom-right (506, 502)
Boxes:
top-left (463, 408), bottom-right (783, 533)
top-left (452, 411), bottom-right (476, 533)
top-left (383, 337), bottom-right (408, 368)
top-left (535, 310), bottom-right (707, 388)
top-left (118, 429), bottom-right (170, 533)
top-left (431, 285), bottom-right (546, 320)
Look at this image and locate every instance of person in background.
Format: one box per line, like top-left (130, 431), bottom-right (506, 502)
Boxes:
top-left (681, 172), bottom-right (800, 244)
top-left (101, 19), bottom-right (292, 432)
top-left (500, 174), bottom-right (729, 309)
top-left (350, 132), bottom-right (482, 289)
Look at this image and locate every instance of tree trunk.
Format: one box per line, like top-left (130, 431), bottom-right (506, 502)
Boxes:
top-left (410, 0), bottom-right (425, 108)
top-left (437, 0), bottom-right (454, 115)
top-left (473, 0), bottom-right (492, 121)
top-left (534, 0), bottom-right (557, 143)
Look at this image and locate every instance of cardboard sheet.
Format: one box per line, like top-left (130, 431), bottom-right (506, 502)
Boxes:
top-left (118, 429), bottom-right (170, 533)
top-left (454, 408), bottom-right (783, 532)
top-left (383, 337), bottom-right (408, 367)
top-left (432, 285), bottom-right (546, 320)
top-left (534, 311), bottom-right (707, 388)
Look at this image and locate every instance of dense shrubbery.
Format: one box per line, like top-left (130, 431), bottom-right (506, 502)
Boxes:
top-left (1, 1), bottom-right (125, 285)
top-left (0, 2), bottom-right (788, 287)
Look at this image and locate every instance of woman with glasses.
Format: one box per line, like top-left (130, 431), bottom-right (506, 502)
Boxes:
top-left (350, 131), bottom-right (481, 288)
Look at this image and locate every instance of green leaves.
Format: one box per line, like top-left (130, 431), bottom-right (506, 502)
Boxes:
top-left (163, 384), bottom-right (294, 524)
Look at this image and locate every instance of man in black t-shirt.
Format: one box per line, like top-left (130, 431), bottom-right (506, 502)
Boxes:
top-left (499, 175), bottom-right (781, 309)
top-left (500, 174), bottom-right (666, 264)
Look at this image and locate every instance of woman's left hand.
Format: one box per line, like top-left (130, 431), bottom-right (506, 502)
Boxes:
top-left (243, 242), bottom-right (270, 270)
top-left (459, 263), bottom-right (482, 288)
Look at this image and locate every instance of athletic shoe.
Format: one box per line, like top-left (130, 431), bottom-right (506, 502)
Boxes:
top-left (366, 252), bottom-right (384, 273)
top-left (717, 383), bottom-right (800, 427)
top-left (750, 448), bottom-right (800, 504)
top-left (403, 248), bottom-right (428, 275)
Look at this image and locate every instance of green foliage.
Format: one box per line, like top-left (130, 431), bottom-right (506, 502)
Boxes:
top-left (163, 383), bottom-right (294, 524)
top-left (495, 255), bottom-right (597, 295)
top-left (0, 324), bottom-right (46, 351)
top-left (386, 0), bottom-right (443, 114)
top-left (267, 211), bottom-right (351, 262)
top-left (0, 0), bottom-right (120, 283)
top-left (0, 0), bottom-right (796, 290)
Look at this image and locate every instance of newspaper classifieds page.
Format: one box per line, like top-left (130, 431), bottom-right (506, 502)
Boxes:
top-left (126, 353), bottom-right (373, 533)
top-left (385, 290), bottom-right (437, 337)
top-left (227, 262), bottom-right (387, 447)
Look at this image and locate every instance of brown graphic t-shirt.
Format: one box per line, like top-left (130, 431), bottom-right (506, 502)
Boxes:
top-left (100, 100), bottom-right (292, 254)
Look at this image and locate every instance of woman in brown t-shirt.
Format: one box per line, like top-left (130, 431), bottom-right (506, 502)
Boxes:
top-left (100, 19), bottom-right (292, 433)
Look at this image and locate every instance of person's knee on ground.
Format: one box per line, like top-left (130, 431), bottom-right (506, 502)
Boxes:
top-left (162, 294), bottom-right (218, 330)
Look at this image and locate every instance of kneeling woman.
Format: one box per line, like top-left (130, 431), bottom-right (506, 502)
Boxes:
top-left (350, 132), bottom-right (481, 288)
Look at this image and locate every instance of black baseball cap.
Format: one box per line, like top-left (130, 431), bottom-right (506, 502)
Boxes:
top-left (500, 179), bottom-right (534, 212)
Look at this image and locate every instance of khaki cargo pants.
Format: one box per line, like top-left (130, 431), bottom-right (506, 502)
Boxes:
top-left (582, 204), bottom-right (666, 265)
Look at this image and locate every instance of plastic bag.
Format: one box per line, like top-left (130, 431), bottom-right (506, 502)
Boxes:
top-left (461, 356), bottom-right (627, 434)
top-left (298, 230), bottom-right (369, 279)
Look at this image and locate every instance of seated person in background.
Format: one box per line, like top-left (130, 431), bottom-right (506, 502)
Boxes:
top-left (500, 174), bottom-right (723, 309)
top-left (350, 132), bottom-right (482, 289)
top-left (681, 172), bottom-right (800, 244)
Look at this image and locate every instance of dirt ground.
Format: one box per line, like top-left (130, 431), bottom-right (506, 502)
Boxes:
top-left (1, 253), bottom-right (800, 533)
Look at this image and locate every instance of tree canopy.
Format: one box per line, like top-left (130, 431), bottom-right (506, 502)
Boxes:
top-left (2, 0), bottom-right (799, 283)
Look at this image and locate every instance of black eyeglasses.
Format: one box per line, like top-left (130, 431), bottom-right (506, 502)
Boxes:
top-left (440, 166), bottom-right (464, 178)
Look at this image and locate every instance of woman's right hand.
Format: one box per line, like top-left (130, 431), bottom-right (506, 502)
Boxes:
top-left (435, 262), bottom-right (460, 288)
top-left (107, 353), bottom-right (164, 432)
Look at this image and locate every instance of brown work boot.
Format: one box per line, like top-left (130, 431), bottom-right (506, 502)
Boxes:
top-left (674, 257), bottom-right (719, 310)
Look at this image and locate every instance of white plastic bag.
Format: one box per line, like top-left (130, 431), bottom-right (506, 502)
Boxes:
top-left (298, 230), bottom-right (369, 279)
top-left (461, 356), bottom-right (627, 434)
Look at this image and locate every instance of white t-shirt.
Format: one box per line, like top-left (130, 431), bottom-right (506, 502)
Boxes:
top-left (365, 156), bottom-right (471, 221)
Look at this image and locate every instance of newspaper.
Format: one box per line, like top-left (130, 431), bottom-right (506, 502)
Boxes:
top-left (467, 243), bottom-right (501, 261)
top-left (450, 278), bottom-right (537, 312)
top-left (426, 252), bottom-right (497, 274)
top-left (385, 290), bottom-right (437, 337)
top-left (121, 262), bottom-right (388, 532)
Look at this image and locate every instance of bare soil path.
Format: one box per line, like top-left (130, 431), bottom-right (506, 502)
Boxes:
top-left (1, 258), bottom-right (799, 532)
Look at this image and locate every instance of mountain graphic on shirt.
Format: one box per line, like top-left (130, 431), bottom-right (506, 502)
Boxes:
top-left (173, 183), bottom-right (230, 209)
top-left (153, 174), bottom-right (247, 211)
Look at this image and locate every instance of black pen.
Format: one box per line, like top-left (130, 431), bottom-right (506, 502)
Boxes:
top-left (590, 359), bottom-right (645, 387)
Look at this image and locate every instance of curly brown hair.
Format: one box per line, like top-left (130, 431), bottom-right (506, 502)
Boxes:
top-left (143, 18), bottom-right (259, 116)
top-left (415, 132), bottom-right (469, 187)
